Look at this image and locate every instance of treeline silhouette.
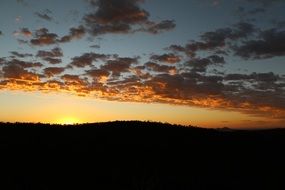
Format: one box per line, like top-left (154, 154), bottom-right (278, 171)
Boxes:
top-left (0, 121), bottom-right (284, 190)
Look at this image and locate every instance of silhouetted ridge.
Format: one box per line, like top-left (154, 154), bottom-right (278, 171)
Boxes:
top-left (0, 121), bottom-right (284, 190)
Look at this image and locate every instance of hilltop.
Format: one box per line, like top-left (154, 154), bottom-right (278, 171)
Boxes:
top-left (0, 121), bottom-right (284, 190)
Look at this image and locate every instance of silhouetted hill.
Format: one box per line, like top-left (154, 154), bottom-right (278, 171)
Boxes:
top-left (0, 121), bottom-right (284, 190)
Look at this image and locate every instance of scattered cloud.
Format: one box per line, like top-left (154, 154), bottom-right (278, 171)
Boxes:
top-left (233, 28), bottom-right (285, 59)
top-left (90, 44), bottom-right (100, 49)
top-left (34, 9), bottom-right (53, 21)
top-left (10, 51), bottom-right (33, 58)
top-left (59, 26), bottom-right (86, 43)
top-left (13, 28), bottom-right (32, 38)
top-left (150, 53), bottom-right (181, 64)
top-left (139, 20), bottom-right (176, 34)
top-left (101, 57), bottom-right (138, 77)
top-left (1, 62), bottom-right (40, 81)
top-left (42, 57), bottom-right (62, 64)
top-left (187, 55), bottom-right (225, 73)
top-left (30, 28), bottom-right (58, 46)
top-left (69, 52), bottom-right (109, 68)
top-left (145, 62), bottom-right (176, 74)
top-left (44, 67), bottom-right (65, 77)
top-left (84, 0), bottom-right (175, 36)
top-left (0, 0), bottom-right (285, 123)
top-left (36, 47), bottom-right (63, 58)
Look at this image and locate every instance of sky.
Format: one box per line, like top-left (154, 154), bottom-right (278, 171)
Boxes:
top-left (0, 0), bottom-right (285, 128)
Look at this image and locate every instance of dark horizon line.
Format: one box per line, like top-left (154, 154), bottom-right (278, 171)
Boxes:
top-left (0, 120), bottom-right (284, 131)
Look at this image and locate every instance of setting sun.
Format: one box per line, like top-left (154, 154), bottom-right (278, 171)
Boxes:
top-left (56, 117), bottom-right (81, 125)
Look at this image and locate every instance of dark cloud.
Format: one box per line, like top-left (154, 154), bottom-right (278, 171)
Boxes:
top-left (167, 22), bottom-right (256, 57)
top-left (36, 47), bottom-right (63, 64)
top-left (84, 0), bottom-right (148, 35)
top-left (2, 63), bottom-right (40, 81)
top-left (36, 47), bottom-right (63, 58)
top-left (84, 0), bottom-right (175, 36)
top-left (145, 62), bottom-right (176, 74)
top-left (34, 9), bottom-right (53, 21)
top-left (14, 28), bottom-right (32, 37)
top-left (233, 28), bottom-right (285, 59)
top-left (85, 68), bottom-right (110, 82)
top-left (30, 28), bottom-right (58, 46)
top-left (187, 55), bottom-right (225, 73)
top-left (0, 31), bottom-right (3, 36)
top-left (0, 58), bottom-right (5, 65)
top-left (101, 57), bottom-right (138, 77)
top-left (59, 26), bottom-right (86, 43)
top-left (61, 74), bottom-right (87, 86)
top-left (1, 52), bottom-right (284, 119)
top-left (90, 44), bottom-right (100, 49)
top-left (44, 67), bottom-right (65, 77)
top-left (198, 22), bottom-right (255, 48)
top-left (10, 51), bottom-right (33, 58)
top-left (70, 52), bottom-right (109, 68)
top-left (224, 72), bottom-right (279, 82)
top-left (140, 20), bottom-right (176, 34)
top-left (150, 53), bottom-right (181, 64)
top-left (42, 57), bottom-right (62, 64)
top-left (4, 59), bottom-right (42, 68)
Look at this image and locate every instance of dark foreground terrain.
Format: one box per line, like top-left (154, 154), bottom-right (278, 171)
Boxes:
top-left (0, 121), bottom-right (284, 190)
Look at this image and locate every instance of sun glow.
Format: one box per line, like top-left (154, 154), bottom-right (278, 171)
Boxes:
top-left (56, 117), bottom-right (81, 125)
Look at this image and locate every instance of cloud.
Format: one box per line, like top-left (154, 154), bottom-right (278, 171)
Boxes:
top-left (59, 26), bottom-right (86, 43)
top-left (85, 68), bottom-right (110, 83)
top-left (0, 31), bottom-right (3, 36)
top-left (69, 52), bottom-right (109, 68)
top-left (13, 28), bottom-right (32, 37)
top-left (3, 59), bottom-right (42, 68)
top-left (36, 47), bottom-right (63, 58)
top-left (36, 47), bottom-right (63, 64)
top-left (139, 20), bottom-right (176, 34)
top-left (233, 28), bottom-right (285, 59)
top-left (224, 72), bottom-right (279, 83)
top-left (61, 74), bottom-right (87, 86)
top-left (101, 57), bottom-right (138, 77)
top-left (84, 0), bottom-right (175, 36)
top-left (44, 67), bottom-right (65, 77)
top-left (150, 53), bottom-right (181, 64)
top-left (187, 55), bottom-right (225, 72)
top-left (90, 44), bottom-right (100, 49)
top-left (1, 53), bottom-right (284, 120)
top-left (0, 58), bottom-right (5, 65)
top-left (34, 9), bottom-right (53, 21)
top-left (145, 62), bottom-right (176, 74)
top-left (1, 63), bottom-right (40, 81)
top-left (166, 22), bottom-right (256, 57)
top-left (30, 28), bottom-right (58, 46)
top-left (10, 51), bottom-right (33, 58)
top-left (42, 57), bottom-right (62, 64)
